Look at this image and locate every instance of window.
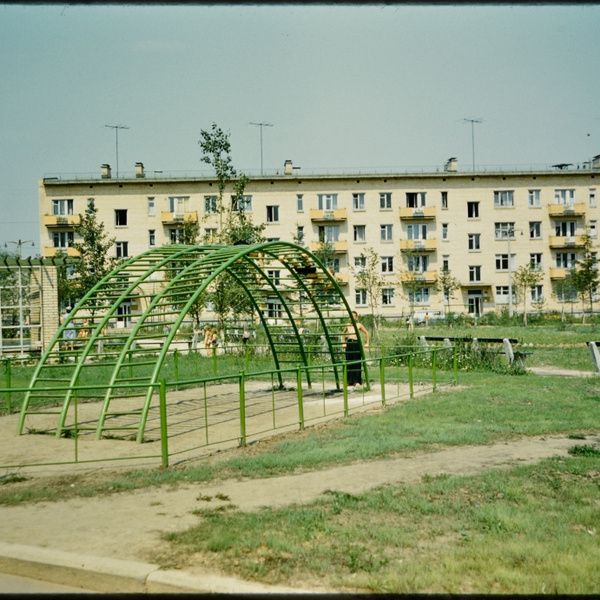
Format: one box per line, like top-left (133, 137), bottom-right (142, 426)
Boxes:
top-left (381, 256), bottom-right (394, 273)
top-left (296, 194), bottom-right (304, 212)
top-left (52, 199), bottom-right (73, 216)
top-left (380, 224), bottom-right (393, 241)
top-left (530, 285), bottom-right (543, 303)
top-left (406, 192), bottom-right (426, 208)
top-left (467, 202), bottom-right (479, 219)
top-left (267, 270), bottom-right (281, 286)
top-left (204, 228), bottom-right (218, 243)
top-left (352, 193), bottom-right (365, 210)
top-left (355, 289), bottom-right (367, 306)
top-left (590, 220), bottom-right (597, 238)
top-left (555, 189), bottom-right (575, 205)
top-left (353, 225), bottom-right (366, 242)
top-left (52, 231), bottom-right (73, 248)
top-left (441, 191), bottom-right (448, 209)
top-left (468, 233), bottom-right (481, 251)
top-left (266, 205), bottom-right (279, 223)
top-left (495, 254), bottom-right (515, 271)
top-left (231, 195), bottom-right (252, 213)
top-left (169, 196), bottom-right (189, 214)
top-left (442, 255), bottom-right (449, 271)
top-left (267, 299), bottom-right (283, 320)
top-left (407, 224), bottom-right (427, 240)
top-left (556, 252), bottom-right (577, 268)
top-left (494, 190), bottom-right (514, 208)
top-left (528, 190), bottom-right (541, 207)
top-left (382, 288), bottom-right (395, 306)
top-left (529, 221), bottom-right (542, 239)
top-left (296, 226), bottom-right (304, 244)
top-left (530, 253), bottom-right (542, 270)
top-left (115, 241), bottom-right (129, 258)
top-left (115, 209), bottom-right (127, 227)
top-left (326, 257), bottom-right (341, 273)
top-left (442, 223), bottom-right (449, 240)
top-left (318, 225), bottom-right (340, 243)
top-left (170, 228), bottom-right (184, 243)
top-left (116, 300), bottom-right (131, 327)
top-left (555, 221), bottom-right (576, 237)
top-left (408, 287), bottom-right (430, 305)
top-left (148, 230), bottom-right (155, 246)
top-left (590, 189), bottom-right (597, 207)
top-left (469, 266), bottom-right (481, 282)
top-left (267, 237), bottom-right (280, 242)
top-left (317, 194), bottom-right (338, 211)
top-left (495, 222), bottom-right (515, 240)
top-left (555, 283), bottom-right (578, 303)
top-left (204, 195), bottom-right (218, 214)
top-left (495, 286), bottom-right (513, 304)
top-left (147, 197), bottom-right (155, 216)
top-left (408, 254), bottom-right (429, 273)
top-left (354, 255), bottom-right (366, 272)
top-left (379, 193), bottom-right (392, 210)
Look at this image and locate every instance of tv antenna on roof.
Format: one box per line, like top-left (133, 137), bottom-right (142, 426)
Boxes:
top-left (105, 124), bottom-right (129, 178)
top-left (463, 118), bottom-right (483, 171)
top-left (250, 122), bottom-right (273, 175)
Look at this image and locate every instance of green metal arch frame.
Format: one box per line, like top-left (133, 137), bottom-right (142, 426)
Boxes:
top-left (18, 242), bottom-right (368, 442)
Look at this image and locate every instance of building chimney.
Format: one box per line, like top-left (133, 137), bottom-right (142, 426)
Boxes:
top-left (284, 159), bottom-right (293, 175)
top-left (444, 157), bottom-right (458, 172)
top-left (101, 164), bottom-right (112, 179)
top-left (593, 155), bottom-right (600, 169)
top-left (135, 162), bottom-right (145, 178)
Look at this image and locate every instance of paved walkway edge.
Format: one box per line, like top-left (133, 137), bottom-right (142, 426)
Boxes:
top-left (0, 541), bottom-right (311, 594)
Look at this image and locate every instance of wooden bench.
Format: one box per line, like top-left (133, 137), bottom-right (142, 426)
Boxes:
top-left (421, 336), bottom-right (532, 366)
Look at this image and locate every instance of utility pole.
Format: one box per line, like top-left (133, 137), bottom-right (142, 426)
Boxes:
top-left (105, 124), bottom-right (129, 178)
top-left (250, 122), bottom-right (273, 175)
top-left (5, 239), bottom-right (34, 258)
top-left (463, 118), bottom-right (482, 171)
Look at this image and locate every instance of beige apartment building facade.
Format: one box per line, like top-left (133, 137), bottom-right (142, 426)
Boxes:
top-left (39, 157), bottom-right (600, 320)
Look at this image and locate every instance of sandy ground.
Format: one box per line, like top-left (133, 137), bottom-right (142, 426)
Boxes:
top-left (0, 366), bottom-right (597, 590)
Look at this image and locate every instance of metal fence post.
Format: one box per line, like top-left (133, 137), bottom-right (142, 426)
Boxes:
top-left (432, 348), bottom-right (437, 392)
top-left (379, 357), bottom-right (386, 407)
top-left (343, 362), bottom-right (349, 417)
top-left (159, 378), bottom-right (169, 467)
top-left (4, 359), bottom-right (11, 413)
top-left (239, 371), bottom-right (246, 446)
top-left (453, 345), bottom-right (458, 384)
top-left (409, 352), bottom-right (414, 399)
top-left (297, 367), bottom-right (305, 430)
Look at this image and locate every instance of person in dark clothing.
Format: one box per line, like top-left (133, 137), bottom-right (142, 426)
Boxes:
top-left (341, 311), bottom-right (370, 388)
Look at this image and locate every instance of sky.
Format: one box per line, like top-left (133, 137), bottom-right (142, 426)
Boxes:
top-left (1, 2), bottom-right (599, 258)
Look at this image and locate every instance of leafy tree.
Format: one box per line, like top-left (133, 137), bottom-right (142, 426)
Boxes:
top-left (396, 250), bottom-right (427, 316)
top-left (512, 264), bottom-right (543, 326)
top-left (0, 248), bottom-right (29, 340)
top-left (352, 247), bottom-right (383, 331)
top-left (436, 267), bottom-right (461, 315)
top-left (553, 275), bottom-right (578, 323)
top-left (571, 233), bottom-right (598, 327)
top-left (59, 199), bottom-right (116, 312)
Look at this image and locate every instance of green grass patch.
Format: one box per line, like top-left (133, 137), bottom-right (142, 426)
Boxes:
top-left (161, 455), bottom-right (600, 593)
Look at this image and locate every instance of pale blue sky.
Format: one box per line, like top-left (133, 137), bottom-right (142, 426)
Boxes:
top-left (1, 3), bottom-right (599, 257)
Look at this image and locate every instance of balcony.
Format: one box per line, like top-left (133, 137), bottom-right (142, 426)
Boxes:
top-left (548, 235), bottom-right (585, 249)
top-left (399, 206), bottom-right (436, 220)
top-left (161, 211), bottom-right (199, 225)
top-left (310, 208), bottom-right (347, 222)
top-left (310, 240), bottom-right (348, 253)
top-left (400, 271), bottom-right (438, 284)
top-left (43, 214), bottom-right (80, 227)
top-left (550, 267), bottom-right (568, 279)
top-left (548, 203), bottom-right (586, 218)
top-left (400, 239), bottom-right (437, 252)
top-left (43, 246), bottom-right (80, 258)
top-left (334, 273), bottom-right (349, 286)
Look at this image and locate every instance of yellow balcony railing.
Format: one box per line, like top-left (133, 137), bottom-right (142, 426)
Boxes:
top-left (400, 239), bottom-right (437, 252)
top-left (43, 246), bottom-right (80, 258)
top-left (43, 214), bottom-right (81, 227)
top-left (161, 211), bottom-right (199, 224)
top-left (310, 208), bottom-right (347, 222)
top-left (548, 203), bottom-right (586, 218)
top-left (399, 206), bottom-right (436, 220)
top-left (310, 240), bottom-right (348, 253)
top-left (548, 235), bottom-right (585, 248)
top-left (550, 267), bottom-right (567, 279)
top-left (400, 270), bottom-right (438, 284)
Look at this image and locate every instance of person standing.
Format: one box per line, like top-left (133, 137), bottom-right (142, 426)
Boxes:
top-left (203, 325), bottom-right (212, 356)
top-left (341, 311), bottom-right (370, 389)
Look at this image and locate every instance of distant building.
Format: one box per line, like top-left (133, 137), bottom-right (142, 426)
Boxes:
top-left (39, 155), bottom-right (600, 320)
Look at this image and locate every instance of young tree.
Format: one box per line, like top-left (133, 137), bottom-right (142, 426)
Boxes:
top-left (553, 275), bottom-right (578, 323)
top-left (59, 199), bottom-right (116, 312)
top-left (436, 267), bottom-right (461, 315)
top-left (512, 264), bottom-right (543, 326)
top-left (352, 247), bottom-right (383, 331)
top-left (571, 233), bottom-right (598, 327)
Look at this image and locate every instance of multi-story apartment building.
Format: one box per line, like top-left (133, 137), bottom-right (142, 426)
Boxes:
top-left (39, 156), bottom-right (600, 319)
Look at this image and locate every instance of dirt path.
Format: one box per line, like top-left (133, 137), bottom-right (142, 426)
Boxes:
top-left (0, 433), bottom-right (597, 568)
